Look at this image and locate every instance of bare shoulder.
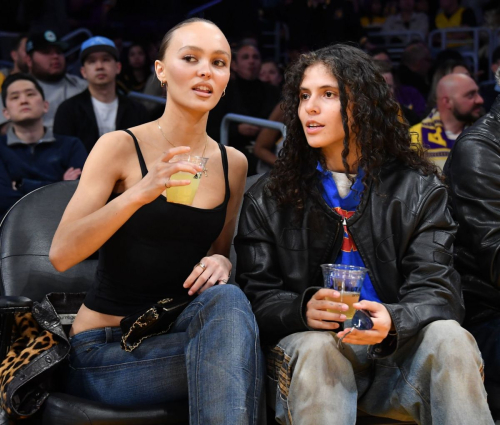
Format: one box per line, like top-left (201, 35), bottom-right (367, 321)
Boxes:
top-left (224, 146), bottom-right (248, 179)
top-left (90, 129), bottom-right (137, 160)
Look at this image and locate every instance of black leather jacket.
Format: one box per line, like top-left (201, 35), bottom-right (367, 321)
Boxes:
top-left (235, 161), bottom-right (463, 358)
top-left (444, 95), bottom-right (500, 325)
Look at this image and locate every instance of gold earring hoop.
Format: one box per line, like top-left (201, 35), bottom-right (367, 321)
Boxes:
top-left (161, 81), bottom-right (166, 88)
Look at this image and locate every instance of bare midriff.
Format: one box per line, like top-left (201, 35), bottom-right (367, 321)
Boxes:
top-left (69, 304), bottom-right (124, 337)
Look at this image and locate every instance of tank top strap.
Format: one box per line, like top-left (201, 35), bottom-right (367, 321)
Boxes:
top-left (217, 143), bottom-right (231, 203)
top-left (123, 129), bottom-right (148, 178)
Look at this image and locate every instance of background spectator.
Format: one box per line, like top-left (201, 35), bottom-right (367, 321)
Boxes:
top-left (374, 59), bottom-right (423, 124)
top-left (253, 102), bottom-right (285, 173)
top-left (382, 0), bottom-right (429, 36)
top-left (207, 41), bottom-right (280, 176)
top-left (427, 57), bottom-right (471, 112)
top-left (434, 0), bottom-right (477, 48)
top-left (53, 36), bottom-right (148, 153)
top-left (259, 59), bottom-right (283, 89)
top-left (411, 73), bottom-right (483, 170)
top-left (0, 34), bottom-right (29, 85)
top-left (25, 29), bottom-right (88, 131)
top-left (398, 41), bottom-right (433, 98)
top-left (117, 41), bottom-right (152, 93)
top-left (0, 73), bottom-right (86, 218)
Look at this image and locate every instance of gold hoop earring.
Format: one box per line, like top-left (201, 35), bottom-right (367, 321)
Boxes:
top-left (161, 81), bottom-right (166, 88)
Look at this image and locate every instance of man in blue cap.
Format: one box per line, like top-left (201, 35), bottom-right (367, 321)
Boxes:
top-left (53, 36), bottom-right (148, 153)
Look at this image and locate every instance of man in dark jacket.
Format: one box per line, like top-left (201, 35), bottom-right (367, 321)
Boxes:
top-left (0, 73), bottom-right (86, 218)
top-left (235, 45), bottom-right (493, 425)
top-left (53, 36), bottom-right (148, 153)
top-left (444, 68), bottom-right (500, 420)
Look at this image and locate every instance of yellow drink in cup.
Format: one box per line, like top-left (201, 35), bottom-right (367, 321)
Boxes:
top-left (165, 155), bottom-right (208, 206)
top-left (320, 264), bottom-right (368, 321)
top-left (338, 291), bottom-right (361, 319)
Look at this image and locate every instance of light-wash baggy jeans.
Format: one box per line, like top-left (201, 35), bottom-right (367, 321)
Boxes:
top-left (65, 285), bottom-right (266, 425)
top-left (267, 320), bottom-right (494, 425)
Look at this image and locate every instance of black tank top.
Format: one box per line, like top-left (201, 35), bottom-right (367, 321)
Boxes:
top-left (84, 129), bottom-right (231, 316)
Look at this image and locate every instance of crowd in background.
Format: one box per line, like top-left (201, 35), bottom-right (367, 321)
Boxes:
top-left (0, 0), bottom-right (500, 202)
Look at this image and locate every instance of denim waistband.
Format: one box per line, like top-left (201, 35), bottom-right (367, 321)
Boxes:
top-left (70, 326), bottom-right (122, 349)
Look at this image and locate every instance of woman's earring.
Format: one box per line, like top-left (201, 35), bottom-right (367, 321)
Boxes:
top-left (161, 81), bottom-right (166, 88)
top-left (222, 88), bottom-right (226, 97)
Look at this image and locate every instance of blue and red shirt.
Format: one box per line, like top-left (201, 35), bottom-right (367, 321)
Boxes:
top-left (317, 163), bottom-right (381, 303)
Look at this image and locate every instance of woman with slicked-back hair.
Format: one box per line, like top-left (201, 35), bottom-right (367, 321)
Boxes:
top-left (50, 18), bottom-right (265, 424)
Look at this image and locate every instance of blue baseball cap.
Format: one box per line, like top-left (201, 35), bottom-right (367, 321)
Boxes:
top-left (80, 36), bottom-right (119, 63)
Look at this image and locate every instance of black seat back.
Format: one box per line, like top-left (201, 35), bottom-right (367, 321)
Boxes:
top-left (0, 181), bottom-right (97, 301)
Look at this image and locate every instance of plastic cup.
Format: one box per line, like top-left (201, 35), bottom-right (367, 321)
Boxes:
top-left (320, 264), bottom-right (368, 320)
top-left (165, 154), bottom-right (209, 205)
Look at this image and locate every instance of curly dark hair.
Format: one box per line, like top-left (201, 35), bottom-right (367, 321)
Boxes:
top-left (268, 44), bottom-right (437, 210)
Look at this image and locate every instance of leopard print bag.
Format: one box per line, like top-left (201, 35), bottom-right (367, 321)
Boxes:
top-left (0, 312), bottom-right (58, 419)
top-left (0, 293), bottom-right (83, 419)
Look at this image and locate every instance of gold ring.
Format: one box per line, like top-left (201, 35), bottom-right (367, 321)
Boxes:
top-left (165, 177), bottom-right (171, 189)
top-left (196, 262), bottom-right (206, 271)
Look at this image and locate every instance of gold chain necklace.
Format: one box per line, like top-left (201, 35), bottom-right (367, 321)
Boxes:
top-left (157, 119), bottom-right (208, 176)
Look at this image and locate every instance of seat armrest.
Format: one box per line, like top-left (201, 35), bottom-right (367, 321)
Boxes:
top-left (0, 296), bottom-right (33, 314)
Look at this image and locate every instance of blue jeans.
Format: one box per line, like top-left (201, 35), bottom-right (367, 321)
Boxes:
top-left (65, 285), bottom-right (266, 425)
top-left (267, 320), bottom-right (494, 425)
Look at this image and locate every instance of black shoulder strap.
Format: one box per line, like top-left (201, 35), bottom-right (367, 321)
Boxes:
top-left (122, 129), bottom-right (147, 177)
top-left (218, 144), bottom-right (231, 203)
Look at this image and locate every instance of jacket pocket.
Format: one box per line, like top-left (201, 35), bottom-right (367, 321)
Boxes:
top-left (376, 234), bottom-right (397, 263)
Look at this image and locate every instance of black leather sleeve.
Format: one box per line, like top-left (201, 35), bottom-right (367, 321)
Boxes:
top-left (235, 193), bottom-right (313, 344)
top-left (380, 185), bottom-right (464, 357)
top-left (446, 133), bottom-right (500, 290)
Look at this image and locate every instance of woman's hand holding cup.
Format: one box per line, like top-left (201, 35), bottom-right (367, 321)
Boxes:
top-left (133, 146), bottom-right (201, 205)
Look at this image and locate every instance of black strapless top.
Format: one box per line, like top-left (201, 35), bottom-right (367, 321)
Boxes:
top-left (84, 129), bottom-right (230, 315)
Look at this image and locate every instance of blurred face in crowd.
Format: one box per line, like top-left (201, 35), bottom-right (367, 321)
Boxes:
top-left (2, 79), bottom-right (48, 125)
top-left (27, 46), bottom-right (66, 82)
top-left (81, 52), bottom-right (121, 86)
top-left (128, 45), bottom-right (147, 69)
top-left (11, 37), bottom-right (29, 73)
top-left (259, 62), bottom-right (282, 86)
top-left (298, 63), bottom-right (355, 164)
top-left (234, 45), bottom-right (261, 81)
top-left (156, 21), bottom-right (231, 113)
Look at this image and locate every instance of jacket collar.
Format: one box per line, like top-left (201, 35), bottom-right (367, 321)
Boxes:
top-left (490, 95), bottom-right (500, 121)
top-left (6, 126), bottom-right (55, 146)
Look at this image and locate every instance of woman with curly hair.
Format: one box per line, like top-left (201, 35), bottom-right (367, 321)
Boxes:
top-left (235, 44), bottom-right (494, 425)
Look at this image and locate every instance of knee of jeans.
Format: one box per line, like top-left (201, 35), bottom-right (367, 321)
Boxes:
top-left (423, 320), bottom-right (483, 367)
top-left (204, 284), bottom-right (251, 310)
top-left (292, 331), bottom-right (337, 354)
